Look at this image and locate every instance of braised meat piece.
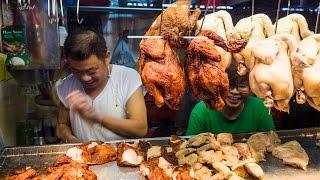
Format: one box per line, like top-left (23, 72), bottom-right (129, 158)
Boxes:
top-left (272, 140), bottom-right (309, 170)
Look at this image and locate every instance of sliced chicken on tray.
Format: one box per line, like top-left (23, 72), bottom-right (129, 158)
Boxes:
top-left (229, 14), bottom-right (275, 75)
top-left (194, 166), bottom-right (212, 180)
top-left (249, 34), bottom-right (297, 112)
top-left (117, 142), bottom-right (145, 167)
top-left (195, 10), bottom-right (234, 70)
top-left (276, 13), bottom-right (314, 41)
top-left (217, 133), bottom-right (234, 145)
top-left (66, 141), bottom-right (117, 165)
top-left (291, 34), bottom-right (320, 111)
top-left (272, 140), bottom-right (309, 170)
top-left (5, 167), bottom-right (37, 180)
top-left (233, 143), bottom-right (252, 160)
top-left (140, 157), bottom-right (174, 180)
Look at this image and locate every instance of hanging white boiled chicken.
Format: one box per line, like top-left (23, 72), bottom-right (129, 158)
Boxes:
top-left (275, 13), bottom-right (314, 41)
top-left (195, 10), bottom-right (234, 70)
top-left (249, 34), bottom-right (298, 112)
top-left (291, 34), bottom-right (320, 111)
top-left (229, 14), bottom-right (275, 75)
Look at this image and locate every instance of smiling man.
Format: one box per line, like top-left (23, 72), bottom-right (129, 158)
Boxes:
top-left (186, 63), bottom-right (275, 135)
top-left (56, 30), bottom-right (147, 143)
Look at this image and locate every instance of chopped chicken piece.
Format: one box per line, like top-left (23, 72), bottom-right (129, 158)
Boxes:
top-left (231, 158), bottom-right (255, 171)
top-left (161, 146), bottom-right (179, 166)
top-left (147, 146), bottom-right (162, 160)
top-left (140, 157), bottom-right (173, 180)
top-left (221, 145), bottom-right (240, 167)
top-left (188, 133), bottom-right (216, 147)
top-left (117, 143), bottom-right (144, 167)
top-left (138, 141), bottom-right (152, 158)
top-left (198, 150), bottom-right (224, 164)
top-left (244, 162), bottom-right (264, 179)
top-left (66, 141), bottom-right (117, 165)
top-left (192, 163), bottom-right (203, 171)
top-left (233, 143), bottom-right (252, 160)
top-left (5, 167), bottom-right (37, 180)
top-left (233, 166), bottom-right (248, 178)
top-left (228, 172), bottom-right (246, 180)
top-left (217, 133), bottom-right (233, 145)
top-left (172, 165), bottom-right (194, 180)
top-left (247, 131), bottom-right (281, 162)
top-left (170, 136), bottom-right (188, 152)
top-left (194, 166), bottom-right (212, 180)
top-left (272, 140), bottom-right (309, 170)
top-left (211, 162), bottom-right (232, 180)
top-left (44, 156), bottom-right (97, 180)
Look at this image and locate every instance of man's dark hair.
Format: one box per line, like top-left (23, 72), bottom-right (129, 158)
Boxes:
top-left (64, 30), bottom-right (107, 61)
top-left (226, 61), bottom-right (249, 88)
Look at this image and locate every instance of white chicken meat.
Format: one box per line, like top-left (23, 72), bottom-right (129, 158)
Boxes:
top-left (229, 14), bottom-right (275, 75)
top-left (275, 13), bottom-right (314, 41)
top-left (249, 34), bottom-right (297, 112)
top-left (291, 34), bottom-right (320, 111)
top-left (195, 10), bottom-right (234, 70)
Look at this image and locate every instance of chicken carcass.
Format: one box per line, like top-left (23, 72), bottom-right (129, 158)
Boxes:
top-left (186, 30), bottom-right (247, 110)
top-left (249, 33), bottom-right (298, 112)
top-left (276, 14), bottom-right (314, 41)
top-left (138, 38), bottom-right (186, 110)
top-left (195, 10), bottom-right (234, 70)
top-left (291, 34), bottom-right (320, 111)
top-left (229, 14), bottom-right (275, 75)
top-left (144, 0), bottom-right (201, 48)
top-left (272, 140), bottom-right (309, 170)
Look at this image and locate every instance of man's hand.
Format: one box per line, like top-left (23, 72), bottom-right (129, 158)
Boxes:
top-left (66, 91), bottom-right (99, 122)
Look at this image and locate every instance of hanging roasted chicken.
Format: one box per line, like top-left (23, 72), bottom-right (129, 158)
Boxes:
top-left (291, 34), bottom-right (320, 111)
top-left (138, 38), bottom-right (186, 110)
top-left (144, 0), bottom-right (201, 48)
top-left (249, 34), bottom-right (297, 112)
top-left (195, 10), bottom-right (234, 70)
top-left (186, 30), bottom-right (248, 110)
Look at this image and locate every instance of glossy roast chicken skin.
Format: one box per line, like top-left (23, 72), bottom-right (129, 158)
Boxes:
top-left (144, 0), bottom-right (201, 48)
top-left (138, 38), bottom-right (186, 110)
top-left (186, 30), bottom-right (248, 110)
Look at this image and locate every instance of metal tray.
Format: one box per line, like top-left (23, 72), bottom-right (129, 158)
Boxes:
top-left (0, 128), bottom-right (320, 180)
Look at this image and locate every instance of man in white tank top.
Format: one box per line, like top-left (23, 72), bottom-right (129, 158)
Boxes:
top-left (56, 30), bottom-right (148, 142)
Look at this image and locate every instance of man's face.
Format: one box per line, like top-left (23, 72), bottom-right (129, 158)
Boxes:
top-left (69, 55), bottom-right (109, 90)
top-left (224, 81), bottom-right (250, 109)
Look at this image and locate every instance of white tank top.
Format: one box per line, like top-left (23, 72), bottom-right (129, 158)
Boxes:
top-left (57, 65), bottom-right (142, 142)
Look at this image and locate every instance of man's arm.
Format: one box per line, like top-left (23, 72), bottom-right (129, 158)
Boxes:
top-left (56, 102), bottom-right (80, 143)
top-left (97, 87), bottom-right (148, 138)
top-left (66, 88), bottom-right (148, 138)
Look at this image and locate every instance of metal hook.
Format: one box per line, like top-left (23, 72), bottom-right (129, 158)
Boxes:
top-left (197, 0), bottom-right (212, 35)
top-left (158, 0), bottom-right (166, 35)
top-left (59, 0), bottom-right (65, 25)
top-left (287, 0), bottom-right (291, 16)
top-left (251, 0), bottom-right (255, 20)
top-left (76, 0), bottom-right (83, 24)
top-left (275, 0), bottom-right (282, 34)
top-left (316, 2), bottom-right (320, 34)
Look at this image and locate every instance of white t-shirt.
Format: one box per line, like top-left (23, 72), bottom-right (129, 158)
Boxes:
top-left (57, 64), bottom-right (142, 142)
